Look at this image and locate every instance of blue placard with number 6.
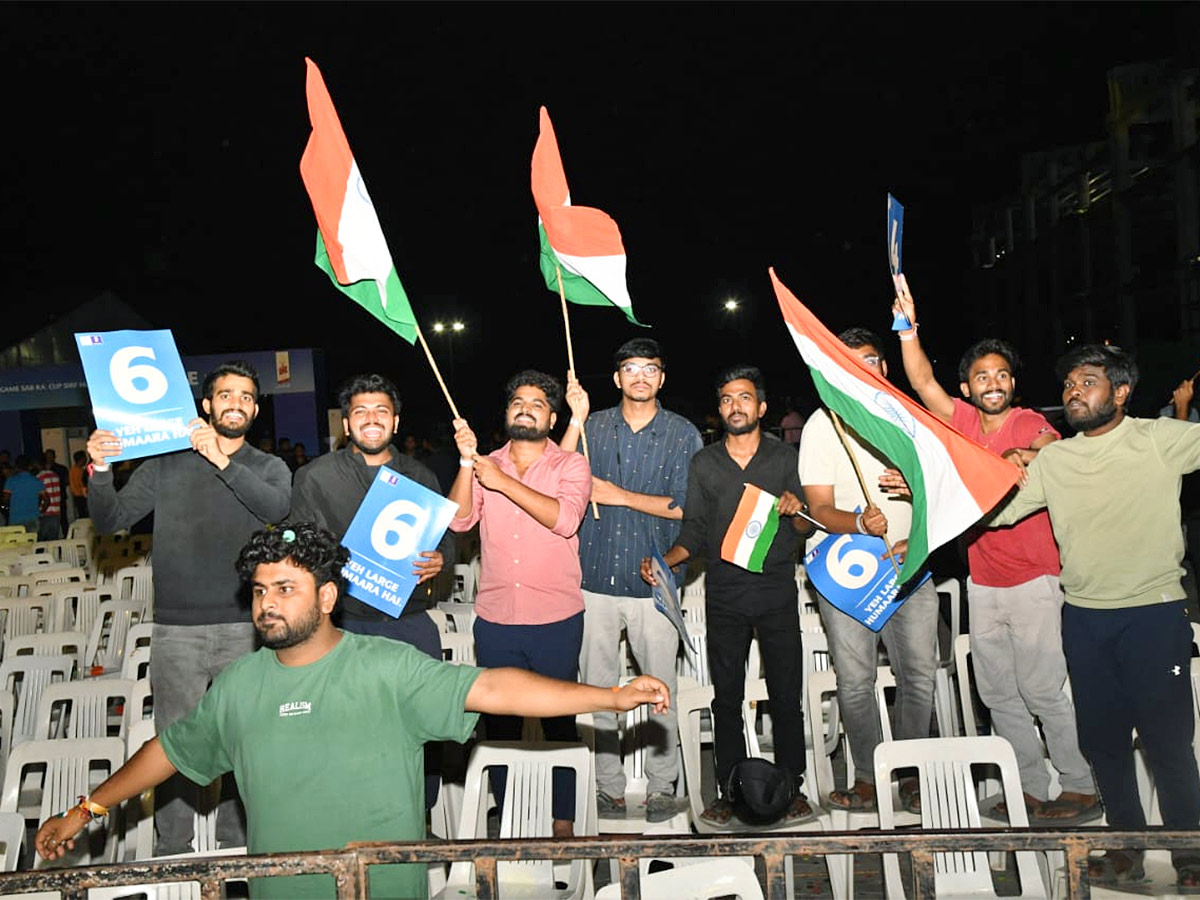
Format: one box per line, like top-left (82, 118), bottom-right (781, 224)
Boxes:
top-left (340, 468), bottom-right (458, 618)
top-left (76, 329), bottom-right (198, 462)
top-left (804, 530), bottom-right (930, 632)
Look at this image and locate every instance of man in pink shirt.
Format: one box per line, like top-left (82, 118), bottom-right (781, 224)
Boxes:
top-left (892, 277), bottom-right (1098, 823)
top-left (449, 370), bottom-right (592, 837)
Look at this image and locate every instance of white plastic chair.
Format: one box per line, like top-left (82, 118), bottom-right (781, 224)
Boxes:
top-left (439, 631), bottom-right (476, 665)
top-left (876, 736), bottom-right (1049, 899)
top-left (4, 630), bottom-right (88, 672)
top-left (451, 562), bottom-right (477, 603)
top-left (595, 857), bottom-right (764, 900)
top-left (0, 809), bottom-right (25, 871)
top-left (35, 678), bottom-right (136, 741)
top-left (111, 566), bottom-right (153, 620)
top-left (122, 645), bottom-right (151, 681)
top-left (676, 621), bottom-right (710, 686)
top-left (934, 577), bottom-right (964, 737)
top-left (83, 601), bottom-right (142, 675)
top-left (0, 736), bottom-right (126, 866)
top-left (426, 608), bottom-right (450, 634)
top-left (438, 741), bottom-right (596, 900)
top-left (437, 601), bottom-right (477, 635)
top-left (124, 678), bottom-right (153, 733)
top-left (1, 594), bottom-right (69, 644)
top-left (0, 654), bottom-right (76, 746)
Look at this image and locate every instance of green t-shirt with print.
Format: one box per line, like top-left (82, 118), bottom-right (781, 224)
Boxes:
top-left (159, 630), bottom-right (481, 899)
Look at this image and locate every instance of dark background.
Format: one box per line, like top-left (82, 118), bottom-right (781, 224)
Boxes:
top-left (5, 3), bottom-right (1197, 437)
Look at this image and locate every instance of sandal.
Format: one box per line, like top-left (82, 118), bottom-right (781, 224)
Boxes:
top-left (781, 792), bottom-right (818, 825)
top-left (1088, 850), bottom-right (1145, 886)
top-left (828, 780), bottom-right (877, 812)
top-left (899, 777), bottom-right (921, 815)
top-left (994, 792), bottom-right (1042, 820)
top-left (699, 797), bottom-right (734, 825)
top-left (1176, 856), bottom-right (1200, 894)
top-left (1032, 792), bottom-right (1102, 825)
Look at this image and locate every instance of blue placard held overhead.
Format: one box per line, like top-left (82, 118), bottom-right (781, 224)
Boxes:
top-left (804, 529), bottom-right (930, 632)
top-left (76, 330), bottom-right (198, 462)
top-left (340, 468), bottom-right (458, 618)
top-left (887, 194), bottom-right (912, 331)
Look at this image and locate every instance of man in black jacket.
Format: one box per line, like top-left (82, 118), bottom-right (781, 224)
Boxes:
top-left (290, 373), bottom-right (451, 658)
top-left (88, 360), bottom-right (291, 855)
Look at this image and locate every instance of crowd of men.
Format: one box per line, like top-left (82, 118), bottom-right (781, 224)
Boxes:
top-left (26, 300), bottom-right (1200, 894)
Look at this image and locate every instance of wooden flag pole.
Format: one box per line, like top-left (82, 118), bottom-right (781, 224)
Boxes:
top-left (829, 409), bottom-right (901, 577)
top-left (413, 323), bottom-right (461, 421)
top-left (556, 265), bottom-right (600, 520)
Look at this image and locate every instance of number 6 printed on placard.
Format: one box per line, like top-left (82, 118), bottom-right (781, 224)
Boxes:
top-left (109, 346), bottom-right (169, 405)
top-left (825, 534), bottom-right (878, 590)
top-left (370, 499), bottom-right (430, 561)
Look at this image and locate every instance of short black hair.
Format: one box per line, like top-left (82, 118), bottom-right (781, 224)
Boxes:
top-left (715, 365), bottom-right (766, 403)
top-left (1055, 344), bottom-right (1139, 393)
top-left (958, 339), bottom-right (1020, 383)
top-left (235, 522), bottom-right (349, 594)
top-left (73, 451), bottom-right (87, 464)
top-left (203, 361), bottom-right (260, 401)
top-left (504, 370), bottom-right (563, 412)
top-left (613, 338), bottom-right (665, 371)
top-left (338, 374), bottom-right (401, 419)
top-left (838, 327), bottom-right (885, 357)
top-left (15, 455), bottom-right (31, 472)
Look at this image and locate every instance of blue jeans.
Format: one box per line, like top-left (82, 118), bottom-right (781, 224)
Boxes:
top-left (817, 579), bottom-right (939, 784)
top-left (150, 622), bottom-right (257, 855)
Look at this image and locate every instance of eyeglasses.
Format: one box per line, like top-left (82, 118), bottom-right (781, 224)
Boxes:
top-left (620, 362), bottom-right (661, 377)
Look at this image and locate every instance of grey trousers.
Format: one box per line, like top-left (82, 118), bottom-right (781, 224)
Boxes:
top-left (149, 622), bottom-right (257, 855)
top-left (969, 575), bottom-right (1096, 799)
top-left (579, 590), bottom-right (680, 798)
top-left (818, 579), bottom-right (940, 784)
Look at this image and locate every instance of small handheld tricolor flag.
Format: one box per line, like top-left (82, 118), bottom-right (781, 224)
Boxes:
top-left (720, 484), bottom-right (780, 573)
top-left (299, 58), bottom-right (417, 345)
top-left (531, 107), bottom-right (642, 325)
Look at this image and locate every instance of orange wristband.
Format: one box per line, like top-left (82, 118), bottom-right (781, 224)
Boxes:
top-left (611, 685), bottom-right (621, 693)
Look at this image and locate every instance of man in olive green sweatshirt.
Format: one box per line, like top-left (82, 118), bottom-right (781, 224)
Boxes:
top-left (989, 344), bottom-right (1200, 888)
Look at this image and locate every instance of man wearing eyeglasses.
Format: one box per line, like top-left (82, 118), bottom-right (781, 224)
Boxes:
top-left (562, 338), bottom-right (702, 822)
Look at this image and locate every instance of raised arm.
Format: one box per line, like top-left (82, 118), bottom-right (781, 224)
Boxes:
top-left (892, 275), bottom-right (955, 423)
top-left (559, 375), bottom-right (589, 453)
top-left (35, 738), bottom-right (177, 860)
top-left (466, 668), bottom-right (670, 718)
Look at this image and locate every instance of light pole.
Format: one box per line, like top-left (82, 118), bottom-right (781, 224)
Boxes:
top-left (431, 320), bottom-right (466, 391)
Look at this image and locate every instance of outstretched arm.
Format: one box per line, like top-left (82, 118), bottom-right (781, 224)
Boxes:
top-left (466, 668), bottom-right (669, 717)
top-left (559, 375), bottom-right (589, 453)
top-left (892, 275), bottom-right (955, 423)
top-left (35, 738), bottom-right (177, 860)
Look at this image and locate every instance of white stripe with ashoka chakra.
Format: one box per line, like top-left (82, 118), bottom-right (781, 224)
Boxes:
top-left (790, 326), bottom-right (986, 550)
top-left (337, 160), bottom-right (396, 303)
top-left (733, 488), bottom-right (777, 567)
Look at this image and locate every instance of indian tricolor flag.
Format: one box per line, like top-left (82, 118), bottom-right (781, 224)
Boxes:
top-left (299, 58), bottom-right (417, 344)
top-left (771, 268), bottom-right (1020, 583)
top-left (721, 484), bottom-right (781, 573)
top-left (531, 107), bottom-right (642, 325)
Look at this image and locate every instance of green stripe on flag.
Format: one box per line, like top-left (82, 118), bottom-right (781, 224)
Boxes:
top-left (538, 226), bottom-right (642, 325)
top-left (809, 368), bottom-right (929, 583)
top-left (746, 506), bottom-right (780, 573)
top-left (314, 231), bottom-right (417, 345)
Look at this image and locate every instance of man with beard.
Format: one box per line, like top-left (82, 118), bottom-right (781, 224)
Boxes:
top-left (560, 338), bottom-right (701, 822)
top-left (798, 330), bottom-right (940, 816)
top-left (87, 360), bottom-right (291, 855)
top-left (644, 365), bottom-right (815, 826)
top-left (989, 344), bottom-right (1200, 888)
top-left (449, 370), bottom-right (592, 837)
top-left (35, 522), bottom-right (671, 900)
top-left (890, 280), bottom-right (1098, 822)
top-left (291, 373), bottom-right (449, 657)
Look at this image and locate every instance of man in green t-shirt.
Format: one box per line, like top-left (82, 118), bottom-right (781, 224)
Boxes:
top-left (34, 522), bottom-right (671, 900)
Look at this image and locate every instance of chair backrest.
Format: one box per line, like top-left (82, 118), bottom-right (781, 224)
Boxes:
top-left (30, 565), bottom-right (88, 586)
top-left (0, 594), bottom-right (67, 643)
top-left (122, 644), bottom-right (152, 681)
top-left (35, 677), bottom-right (136, 740)
top-left (0, 809), bottom-right (24, 872)
top-left (4, 630), bottom-right (87, 672)
top-left (112, 566), bottom-right (154, 618)
top-left (84, 600), bottom-right (142, 675)
top-left (446, 741), bottom-right (595, 897)
top-left (875, 736), bottom-right (1048, 899)
top-left (73, 587), bottom-right (112, 639)
top-left (124, 678), bottom-right (153, 733)
top-left (594, 858), bottom-right (764, 900)
top-left (0, 692), bottom-right (13, 790)
top-left (439, 631), bottom-right (476, 665)
top-left (436, 601), bottom-right (477, 635)
top-left (676, 683), bottom-right (717, 831)
top-left (426, 608), bottom-right (449, 634)
top-left (954, 633), bottom-right (983, 737)
top-left (934, 577), bottom-right (963, 668)
top-left (451, 562), bottom-right (477, 603)
top-left (677, 621), bottom-right (710, 687)
top-left (0, 654), bottom-right (76, 746)
top-left (0, 736), bottom-right (126, 866)
top-left (66, 518), bottom-right (94, 542)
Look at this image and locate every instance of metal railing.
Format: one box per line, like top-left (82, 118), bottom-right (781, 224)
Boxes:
top-left (0, 828), bottom-right (1196, 899)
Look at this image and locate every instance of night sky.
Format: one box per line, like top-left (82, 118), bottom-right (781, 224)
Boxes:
top-left (5, 3), bottom-right (1196, 436)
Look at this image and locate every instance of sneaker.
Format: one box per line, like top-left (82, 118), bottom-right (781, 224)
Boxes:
top-left (645, 791), bottom-right (679, 823)
top-left (596, 790), bottom-right (627, 818)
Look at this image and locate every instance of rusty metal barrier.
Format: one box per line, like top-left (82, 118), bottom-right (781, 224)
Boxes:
top-left (0, 828), bottom-right (1197, 899)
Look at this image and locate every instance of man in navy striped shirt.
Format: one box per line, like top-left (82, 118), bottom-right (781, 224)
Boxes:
top-left (563, 338), bottom-right (702, 822)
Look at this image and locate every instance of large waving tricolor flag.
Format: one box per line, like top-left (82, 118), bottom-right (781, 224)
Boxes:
top-left (299, 58), bottom-right (417, 344)
top-left (721, 484), bottom-right (780, 573)
top-left (531, 107), bottom-right (642, 325)
top-left (771, 268), bottom-right (1020, 583)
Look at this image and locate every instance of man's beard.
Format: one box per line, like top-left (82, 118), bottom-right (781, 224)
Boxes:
top-left (256, 602), bottom-right (322, 650)
top-left (969, 390), bottom-right (1013, 415)
top-left (212, 413), bottom-right (253, 439)
top-left (506, 421), bottom-right (550, 441)
top-left (723, 416), bottom-right (758, 436)
top-left (1065, 394), bottom-right (1119, 433)
top-left (348, 429), bottom-right (392, 456)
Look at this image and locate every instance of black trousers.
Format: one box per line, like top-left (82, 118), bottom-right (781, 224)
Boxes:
top-left (706, 581), bottom-right (805, 796)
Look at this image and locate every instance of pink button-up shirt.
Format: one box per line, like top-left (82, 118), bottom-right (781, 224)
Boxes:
top-left (450, 440), bottom-right (591, 625)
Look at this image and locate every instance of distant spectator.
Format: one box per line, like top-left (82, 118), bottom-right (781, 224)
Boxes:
top-left (2, 456), bottom-right (44, 532)
top-left (257, 437), bottom-right (275, 454)
top-left (69, 451), bottom-right (89, 519)
top-left (37, 454), bottom-right (64, 540)
top-left (277, 437), bottom-right (292, 458)
top-left (292, 442), bottom-right (308, 470)
top-left (780, 398), bottom-right (806, 448)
